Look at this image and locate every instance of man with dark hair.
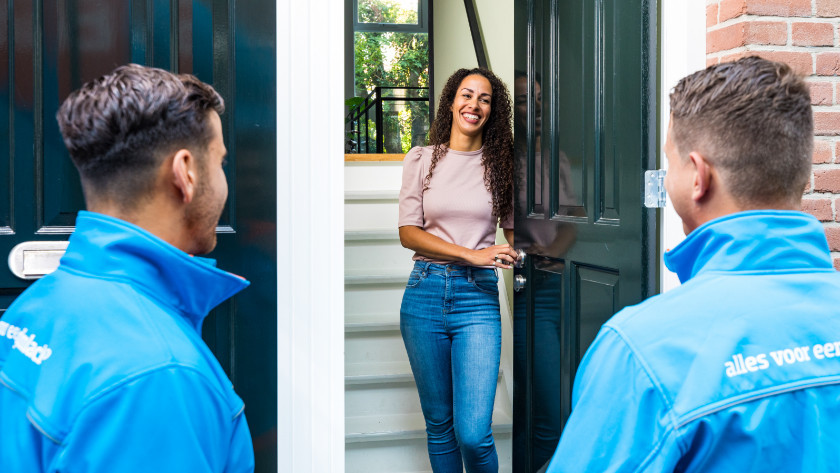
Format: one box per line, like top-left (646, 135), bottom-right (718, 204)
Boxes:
top-left (545, 56), bottom-right (840, 472)
top-left (0, 64), bottom-right (253, 472)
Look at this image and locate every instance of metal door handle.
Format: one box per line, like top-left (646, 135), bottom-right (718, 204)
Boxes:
top-left (514, 274), bottom-right (527, 292)
top-left (8, 241), bottom-right (69, 280)
top-left (514, 248), bottom-right (526, 268)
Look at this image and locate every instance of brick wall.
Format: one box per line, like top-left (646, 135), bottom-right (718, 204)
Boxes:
top-left (706, 0), bottom-right (840, 269)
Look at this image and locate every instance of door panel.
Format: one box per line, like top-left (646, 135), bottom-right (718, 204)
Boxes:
top-left (574, 265), bottom-right (619, 361)
top-left (513, 0), bottom-right (656, 471)
top-left (0, 2), bottom-right (277, 470)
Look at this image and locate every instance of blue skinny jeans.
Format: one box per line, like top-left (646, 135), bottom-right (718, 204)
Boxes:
top-left (400, 261), bottom-right (502, 473)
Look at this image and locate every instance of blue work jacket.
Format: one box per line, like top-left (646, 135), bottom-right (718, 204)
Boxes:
top-left (547, 210), bottom-right (840, 472)
top-left (0, 211), bottom-right (253, 472)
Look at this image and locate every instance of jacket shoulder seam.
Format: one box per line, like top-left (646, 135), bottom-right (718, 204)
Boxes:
top-left (676, 375), bottom-right (840, 429)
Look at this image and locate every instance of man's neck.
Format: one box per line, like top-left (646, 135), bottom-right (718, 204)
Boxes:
top-left (87, 199), bottom-right (191, 253)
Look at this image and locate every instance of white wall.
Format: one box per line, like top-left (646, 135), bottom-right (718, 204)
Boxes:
top-left (659, 0), bottom-right (707, 291)
top-left (433, 0), bottom-right (514, 108)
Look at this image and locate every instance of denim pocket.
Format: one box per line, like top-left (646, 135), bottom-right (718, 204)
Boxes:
top-left (406, 268), bottom-right (425, 288)
top-left (471, 272), bottom-right (499, 295)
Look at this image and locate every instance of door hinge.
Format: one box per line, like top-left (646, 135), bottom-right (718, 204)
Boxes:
top-left (644, 170), bottom-right (667, 208)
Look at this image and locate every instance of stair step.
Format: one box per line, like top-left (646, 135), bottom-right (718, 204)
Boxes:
top-left (345, 229), bottom-right (400, 241)
top-left (345, 190), bottom-right (400, 201)
top-left (346, 437), bottom-right (512, 473)
top-left (346, 411), bottom-right (512, 443)
top-left (346, 361), bottom-right (412, 385)
top-left (345, 313), bottom-right (400, 333)
top-left (345, 269), bottom-right (407, 286)
top-left (345, 360), bottom-right (506, 385)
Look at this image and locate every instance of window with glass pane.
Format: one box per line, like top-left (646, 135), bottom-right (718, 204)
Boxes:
top-left (349, 0), bottom-right (429, 153)
top-left (358, 0), bottom-right (419, 25)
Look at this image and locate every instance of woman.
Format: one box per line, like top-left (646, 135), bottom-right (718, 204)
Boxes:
top-left (398, 68), bottom-right (517, 473)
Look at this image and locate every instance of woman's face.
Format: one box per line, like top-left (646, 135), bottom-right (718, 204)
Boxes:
top-left (449, 74), bottom-right (493, 141)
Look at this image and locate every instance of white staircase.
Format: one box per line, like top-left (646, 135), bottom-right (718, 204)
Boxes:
top-left (344, 159), bottom-right (514, 473)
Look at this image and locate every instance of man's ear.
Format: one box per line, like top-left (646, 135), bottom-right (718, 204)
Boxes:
top-left (688, 151), bottom-right (713, 202)
top-left (171, 149), bottom-right (197, 203)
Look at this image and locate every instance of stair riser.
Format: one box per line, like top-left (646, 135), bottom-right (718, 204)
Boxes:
top-left (345, 241), bottom-right (415, 273)
top-left (345, 284), bottom-right (406, 318)
top-left (345, 434), bottom-right (513, 473)
top-left (346, 377), bottom-right (511, 420)
top-left (344, 163), bottom-right (403, 193)
top-left (345, 330), bottom-right (410, 365)
top-left (345, 201), bottom-right (399, 231)
top-left (346, 382), bottom-right (422, 418)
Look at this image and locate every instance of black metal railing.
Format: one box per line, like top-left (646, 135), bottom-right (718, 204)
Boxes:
top-left (346, 86), bottom-right (429, 154)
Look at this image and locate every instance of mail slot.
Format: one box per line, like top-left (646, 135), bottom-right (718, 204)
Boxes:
top-left (8, 241), bottom-right (69, 280)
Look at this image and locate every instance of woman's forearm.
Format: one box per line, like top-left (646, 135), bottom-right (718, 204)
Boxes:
top-left (399, 226), bottom-right (518, 268)
top-left (399, 226), bottom-right (472, 263)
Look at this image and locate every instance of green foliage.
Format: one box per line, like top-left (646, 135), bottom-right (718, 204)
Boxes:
top-left (352, 0), bottom-right (429, 153)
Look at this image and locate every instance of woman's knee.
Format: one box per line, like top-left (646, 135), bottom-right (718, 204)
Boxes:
top-left (455, 424), bottom-right (494, 454)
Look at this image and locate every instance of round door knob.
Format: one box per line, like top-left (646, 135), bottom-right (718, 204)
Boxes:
top-left (514, 248), bottom-right (527, 268)
top-left (514, 274), bottom-right (527, 292)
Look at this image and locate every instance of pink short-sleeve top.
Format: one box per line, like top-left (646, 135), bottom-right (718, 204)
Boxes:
top-left (398, 145), bottom-right (513, 264)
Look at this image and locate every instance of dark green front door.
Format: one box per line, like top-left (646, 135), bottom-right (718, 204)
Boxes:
top-left (512, 0), bottom-right (657, 470)
top-left (0, 2), bottom-right (277, 470)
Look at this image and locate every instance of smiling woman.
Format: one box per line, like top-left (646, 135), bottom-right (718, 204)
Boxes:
top-left (397, 67), bottom-right (515, 473)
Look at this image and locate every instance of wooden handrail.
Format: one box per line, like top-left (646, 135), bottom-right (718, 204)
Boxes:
top-left (345, 153), bottom-right (406, 162)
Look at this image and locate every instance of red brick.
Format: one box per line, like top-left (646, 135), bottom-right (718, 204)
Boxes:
top-left (707, 4), bottom-right (719, 28)
top-left (833, 256), bottom-right (840, 271)
top-left (746, 0), bottom-right (812, 17)
top-left (816, 0), bottom-right (840, 17)
top-left (825, 226), bottom-right (840, 251)
top-left (708, 24), bottom-right (748, 53)
top-left (816, 52), bottom-right (840, 76)
top-left (792, 22), bottom-right (834, 47)
top-left (836, 141), bottom-right (840, 162)
top-left (813, 139), bottom-right (833, 163)
top-left (751, 51), bottom-right (813, 76)
top-left (803, 198), bottom-right (834, 221)
top-left (707, 57), bottom-right (719, 68)
top-left (748, 21), bottom-right (789, 45)
top-left (836, 197), bottom-right (840, 216)
top-left (814, 169), bottom-right (840, 192)
top-left (810, 81), bottom-right (834, 105)
top-left (815, 111), bottom-right (840, 135)
top-left (709, 22), bottom-right (788, 53)
top-left (720, 0), bottom-right (747, 22)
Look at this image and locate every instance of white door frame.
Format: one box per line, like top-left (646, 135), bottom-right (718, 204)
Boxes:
top-left (276, 0), bottom-right (345, 471)
top-left (659, 0), bottom-right (706, 292)
top-left (272, 0), bottom-right (708, 469)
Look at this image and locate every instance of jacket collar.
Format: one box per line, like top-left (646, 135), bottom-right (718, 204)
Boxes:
top-left (664, 210), bottom-right (833, 284)
top-left (60, 211), bottom-right (250, 331)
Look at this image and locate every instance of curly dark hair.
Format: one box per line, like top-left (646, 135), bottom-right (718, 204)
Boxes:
top-left (426, 68), bottom-right (514, 223)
